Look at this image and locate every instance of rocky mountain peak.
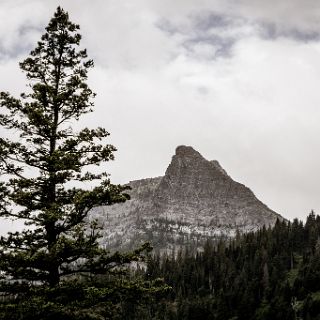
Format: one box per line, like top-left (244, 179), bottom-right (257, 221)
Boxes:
top-left (164, 145), bottom-right (229, 189)
top-left (175, 145), bottom-right (203, 157)
top-left (174, 146), bottom-right (228, 177)
top-left (210, 160), bottom-right (228, 176)
top-left (89, 146), bottom-right (283, 252)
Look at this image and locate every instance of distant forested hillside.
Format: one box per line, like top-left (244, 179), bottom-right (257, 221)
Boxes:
top-left (131, 212), bottom-right (320, 319)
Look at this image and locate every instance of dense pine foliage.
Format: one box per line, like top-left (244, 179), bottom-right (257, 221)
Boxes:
top-left (0, 7), bottom-right (166, 319)
top-left (141, 212), bottom-right (320, 320)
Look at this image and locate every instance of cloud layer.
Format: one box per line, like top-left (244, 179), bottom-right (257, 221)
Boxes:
top-left (1, 0), bottom-right (320, 227)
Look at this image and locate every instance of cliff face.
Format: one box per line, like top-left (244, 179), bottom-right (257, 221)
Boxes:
top-left (89, 146), bottom-right (282, 251)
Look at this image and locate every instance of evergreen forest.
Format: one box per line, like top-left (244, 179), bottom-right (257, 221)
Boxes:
top-left (140, 212), bottom-right (320, 320)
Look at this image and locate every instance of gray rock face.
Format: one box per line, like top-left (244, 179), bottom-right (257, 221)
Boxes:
top-left (89, 146), bottom-right (282, 251)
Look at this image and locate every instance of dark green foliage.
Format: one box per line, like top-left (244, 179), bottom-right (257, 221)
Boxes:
top-left (142, 213), bottom-right (320, 319)
top-left (0, 275), bottom-right (170, 320)
top-left (0, 7), bottom-right (167, 319)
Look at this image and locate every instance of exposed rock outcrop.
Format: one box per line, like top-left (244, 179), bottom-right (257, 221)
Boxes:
top-left (89, 146), bottom-right (282, 251)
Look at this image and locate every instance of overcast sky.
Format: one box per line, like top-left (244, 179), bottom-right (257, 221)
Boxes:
top-left (1, 0), bottom-right (320, 223)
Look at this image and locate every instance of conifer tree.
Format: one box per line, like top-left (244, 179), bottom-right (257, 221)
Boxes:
top-left (0, 7), bottom-right (147, 290)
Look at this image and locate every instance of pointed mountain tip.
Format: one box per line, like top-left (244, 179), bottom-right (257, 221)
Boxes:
top-left (210, 160), bottom-right (228, 176)
top-left (173, 146), bottom-right (229, 177)
top-left (175, 145), bottom-right (202, 157)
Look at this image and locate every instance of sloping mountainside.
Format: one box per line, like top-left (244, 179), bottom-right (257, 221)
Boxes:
top-left (89, 146), bottom-right (282, 251)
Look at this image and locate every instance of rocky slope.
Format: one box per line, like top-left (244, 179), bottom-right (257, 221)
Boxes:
top-left (89, 146), bottom-right (282, 252)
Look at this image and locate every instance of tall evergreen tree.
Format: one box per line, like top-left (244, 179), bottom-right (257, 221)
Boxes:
top-left (0, 7), bottom-right (146, 290)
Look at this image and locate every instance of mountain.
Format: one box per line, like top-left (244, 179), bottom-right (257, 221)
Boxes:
top-left (89, 146), bottom-right (282, 252)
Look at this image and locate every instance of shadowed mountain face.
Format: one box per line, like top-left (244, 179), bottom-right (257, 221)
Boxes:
top-left (89, 146), bottom-right (282, 251)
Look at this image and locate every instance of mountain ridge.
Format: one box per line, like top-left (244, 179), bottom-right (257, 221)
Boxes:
top-left (89, 146), bottom-right (282, 251)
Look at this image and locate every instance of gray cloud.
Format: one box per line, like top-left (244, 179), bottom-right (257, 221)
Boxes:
top-left (193, 12), bottom-right (234, 31)
top-left (259, 22), bottom-right (320, 42)
top-left (157, 7), bottom-right (320, 64)
top-left (0, 0), bottom-right (320, 225)
top-left (182, 36), bottom-right (235, 60)
top-left (0, 24), bottom-right (42, 60)
top-left (156, 14), bottom-right (239, 61)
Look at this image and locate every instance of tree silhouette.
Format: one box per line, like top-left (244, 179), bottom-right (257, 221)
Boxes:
top-left (0, 8), bottom-right (156, 317)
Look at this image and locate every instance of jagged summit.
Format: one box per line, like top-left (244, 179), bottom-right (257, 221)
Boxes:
top-left (210, 160), bottom-right (228, 176)
top-left (175, 145), bottom-right (202, 157)
top-left (89, 146), bottom-right (282, 251)
top-left (174, 145), bottom-right (228, 177)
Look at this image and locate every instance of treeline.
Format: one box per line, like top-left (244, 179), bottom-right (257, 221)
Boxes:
top-left (134, 212), bottom-right (320, 319)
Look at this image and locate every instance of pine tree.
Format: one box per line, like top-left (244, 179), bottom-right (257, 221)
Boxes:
top-left (0, 7), bottom-right (155, 316)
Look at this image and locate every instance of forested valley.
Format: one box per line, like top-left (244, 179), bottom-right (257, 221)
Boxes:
top-left (135, 212), bottom-right (320, 320)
